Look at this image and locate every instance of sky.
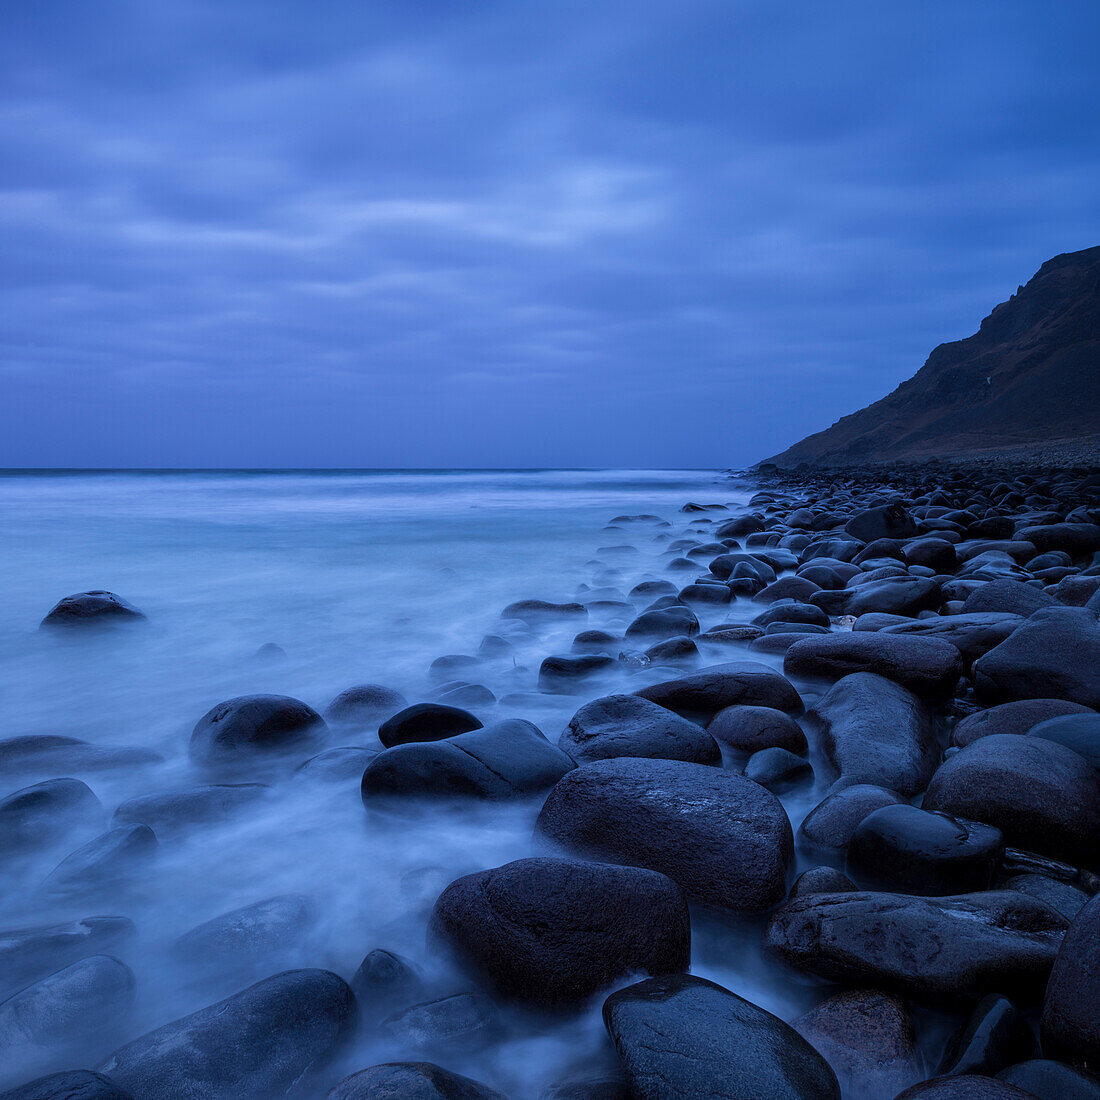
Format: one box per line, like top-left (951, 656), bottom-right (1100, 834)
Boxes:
top-left (2, 0), bottom-right (1099, 469)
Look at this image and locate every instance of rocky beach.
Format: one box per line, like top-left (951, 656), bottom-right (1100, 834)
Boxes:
top-left (1, 464), bottom-right (1099, 1099)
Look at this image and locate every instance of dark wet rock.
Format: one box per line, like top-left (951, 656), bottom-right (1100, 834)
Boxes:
top-left (190, 695), bottom-right (328, 767)
top-left (0, 1071), bottom-right (134, 1100)
top-left (324, 685), bottom-right (409, 727)
top-left (1041, 892), bottom-right (1100, 1068)
top-left (715, 515), bottom-right (766, 538)
top-left (847, 804), bottom-right (1003, 896)
top-left (744, 746), bottom-right (812, 792)
top-left (789, 867), bottom-right (857, 899)
top-left (40, 592), bottom-right (146, 629)
top-left (753, 601), bottom-right (830, 628)
top-left (938, 994), bottom-right (1035, 1077)
top-left (961, 578), bottom-right (1058, 617)
top-left (878, 613), bottom-right (1023, 666)
top-left (363, 719), bottom-right (573, 802)
top-left (378, 704), bottom-right (483, 749)
top-left (435, 683), bottom-right (496, 709)
top-left (1017, 522), bottom-right (1100, 557)
top-left (697, 623), bottom-right (764, 644)
top-left (0, 956), bottom-right (135, 1082)
top-left (98, 969), bottom-right (355, 1100)
top-left (381, 993), bottom-right (500, 1051)
top-left (708, 552), bottom-right (775, 584)
top-left (1028, 712), bottom-right (1100, 769)
top-left (845, 504), bottom-right (918, 543)
top-left (173, 895), bottom-right (314, 975)
top-left (906, 537), bottom-right (959, 573)
top-left (820, 575), bottom-right (942, 617)
top-left (0, 736), bottom-right (161, 776)
top-left (0, 779), bottom-right (102, 856)
top-left (754, 576), bottom-right (822, 604)
top-left (558, 694), bottom-right (719, 765)
top-left (325, 1062), bottom-right (507, 1100)
top-left (534, 757), bottom-right (792, 912)
top-left (1051, 574), bottom-right (1100, 607)
top-left (539, 1075), bottom-right (629, 1100)
top-left (501, 600), bottom-right (586, 624)
top-left (998, 1060), bottom-right (1100, 1100)
top-left (628, 580), bottom-right (677, 600)
top-left (112, 783), bottom-right (268, 836)
top-left (430, 857), bottom-right (689, 1006)
top-left (538, 655), bottom-right (615, 692)
top-left (478, 634), bottom-right (512, 657)
top-left (572, 630), bottom-right (618, 654)
top-left (785, 632), bottom-right (961, 702)
top-left (677, 583), bottom-right (731, 605)
top-left (764, 889), bottom-right (1067, 1004)
top-left (894, 1077), bottom-right (1035, 1099)
top-left (252, 642), bottom-right (286, 663)
top-left (973, 608), bottom-right (1100, 709)
top-left (806, 673), bottom-right (938, 796)
top-left (750, 631), bottom-right (812, 655)
top-left (623, 607), bottom-right (699, 641)
top-left (40, 824), bottom-right (157, 898)
top-left (1002, 874), bottom-right (1089, 921)
top-left (350, 950), bottom-right (425, 1026)
top-left (603, 973), bottom-right (840, 1100)
top-left (635, 661), bottom-right (802, 723)
top-left (798, 784), bottom-right (904, 855)
top-left (297, 746), bottom-right (376, 782)
top-left (705, 704), bottom-right (806, 757)
top-left (794, 989), bottom-right (921, 1099)
top-left (429, 655), bottom-right (479, 681)
top-left (0, 917), bottom-right (134, 1003)
top-left (952, 698), bottom-right (1094, 748)
top-left (643, 636), bottom-right (699, 665)
top-left (922, 734), bottom-right (1100, 868)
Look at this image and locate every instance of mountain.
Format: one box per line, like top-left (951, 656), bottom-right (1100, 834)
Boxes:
top-left (762, 245), bottom-right (1100, 467)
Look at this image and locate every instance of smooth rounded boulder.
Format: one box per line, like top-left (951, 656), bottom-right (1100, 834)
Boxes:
top-left (798, 784), bottom-right (904, 856)
top-left (847, 804), bottom-right (1003, 895)
top-left (534, 757), bottom-right (792, 911)
top-left (765, 889), bottom-right (1067, 1005)
top-left (635, 662), bottom-right (802, 723)
top-left (1041, 892), bottom-right (1100, 1069)
top-left (894, 1078), bottom-right (1035, 1099)
top-left (429, 857), bottom-right (689, 1006)
top-left (0, 779), bottom-right (102, 855)
top-left (378, 704), bottom-right (483, 749)
top-left (40, 592), bottom-right (146, 629)
top-left (922, 734), bottom-right (1100, 868)
top-left (97, 969), bottom-right (355, 1100)
top-left (189, 695), bottom-right (328, 768)
top-left (323, 685), bottom-right (408, 727)
top-left (784, 632), bottom-right (961, 702)
top-left (705, 705), bottom-right (806, 756)
top-left (951, 699), bottom-right (1094, 748)
top-left (558, 695), bottom-right (720, 765)
top-left (603, 974), bottom-right (839, 1100)
top-left (325, 1062), bottom-right (507, 1100)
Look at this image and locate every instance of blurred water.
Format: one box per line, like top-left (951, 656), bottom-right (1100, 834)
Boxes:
top-left (0, 469), bottom-right (830, 1096)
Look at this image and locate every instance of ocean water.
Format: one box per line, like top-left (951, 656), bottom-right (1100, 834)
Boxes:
top-left (0, 469), bottom-right (825, 1096)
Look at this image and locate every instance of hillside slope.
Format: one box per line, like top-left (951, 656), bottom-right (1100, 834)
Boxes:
top-left (763, 245), bottom-right (1100, 466)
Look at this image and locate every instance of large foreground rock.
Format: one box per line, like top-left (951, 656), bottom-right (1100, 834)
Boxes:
top-left (0, 1072), bottom-right (133, 1100)
top-left (189, 695), bottom-right (328, 768)
top-left (558, 695), bottom-right (719, 765)
top-left (326, 1063), bottom-right (506, 1099)
top-left (1041, 893), bottom-right (1100, 1069)
top-left (784, 632), bottom-right (961, 702)
top-left (40, 592), bottom-right (146, 629)
top-left (634, 662), bottom-right (802, 723)
top-left (805, 673), bottom-right (938, 796)
top-left (363, 720), bottom-right (573, 802)
top-left (535, 758), bottom-right (792, 911)
top-left (877, 613), bottom-right (1023, 666)
top-left (765, 889), bottom-right (1067, 1004)
top-left (922, 734), bottom-right (1100, 868)
top-left (973, 608), bottom-right (1100, 709)
top-left (98, 969), bottom-right (355, 1100)
top-left (429, 857), bottom-right (689, 1005)
top-left (603, 974), bottom-right (839, 1100)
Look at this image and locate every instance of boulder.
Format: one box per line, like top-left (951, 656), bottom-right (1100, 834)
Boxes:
top-left (323, 685), bottom-right (408, 727)
top-left (784, 632), bottom-right (961, 702)
top-left (40, 592), bottom-right (146, 629)
top-left (894, 1078), bottom-right (1035, 1099)
top-left (972, 608), bottom-right (1100, 709)
top-left (962, 579), bottom-right (1058, 618)
top-left (0, 1071), bottom-right (133, 1100)
top-left (429, 857), bottom-right (689, 1005)
top-left (1028, 712), bottom-right (1100, 769)
top-left (603, 974), bottom-right (839, 1100)
top-left (764, 889), bottom-right (1067, 1004)
top-left (538, 655), bottom-right (615, 692)
top-left (535, 758), bottom-right (791, 911)
top-left (798, 785), bottom-right (904, 855)
top-left (40, 824), bottom-right (157, 897)
top-left (845, 504), bottom-right (918, 543)
top-left (878, 613), bottom-right (1023, 665)
top-left (0, 779), bottom-right (102, 855)
top-left (98, 969), bottom-right (355, 1100)
top-left (998, 1060), bottom-right (1100, 1100)
top-left (952, 699), bottom-right (1094, 748)
top-left (501, 600), bottom-right (586, 623)
top-left (623, 607), bottom-right (699, 641)
top-left (823, 576), bottom-right (942, 617)
top-left (378, 704), bottom-right (483, 749)
top-left (325, 1063), bottom-right (507, 1100)
top-left (381, 993), bottom-right (499, 1051)
top-left (112, 784), bottom-right (268, 836)
top-left (190, 695), bottom-right (328, 767)
top-left (805, 673), bottom-right (938, 796)
top-left (363, 720), bottom-right (573, 802)
top-left (558, 695), bottom-right (719, 765)
top-left (1041, 893), bottom-right (1100, 1068)
top-left (922, 734), bottom-right (1100, 868)
top-left (0, 736), bottom-right (161, 777)
top-left (350, 950), bottom-right (425, 1026)
top-left (938, 994), bottom-right (1035, 1077)
top-left (744, 747), bottom-right (812, 791)
top-left (705, 705), bottom-right (806, 756)
top-left (635, 662), bottom-right (802, 723)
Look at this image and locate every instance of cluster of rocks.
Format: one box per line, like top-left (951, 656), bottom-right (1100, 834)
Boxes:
top-left (6, 461), bottom-right (1100, 1097)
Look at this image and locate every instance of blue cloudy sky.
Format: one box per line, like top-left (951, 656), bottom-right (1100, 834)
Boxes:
top-left (2, 0), bottom-right (1098, 468)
